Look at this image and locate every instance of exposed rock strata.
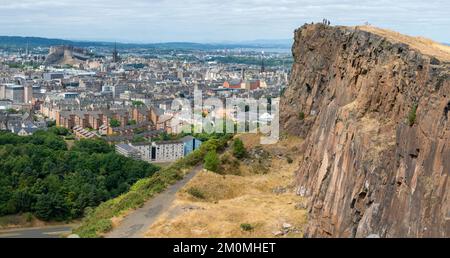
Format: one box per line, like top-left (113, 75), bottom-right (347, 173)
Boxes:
top-left (281, 24), bottom-right (449, 237)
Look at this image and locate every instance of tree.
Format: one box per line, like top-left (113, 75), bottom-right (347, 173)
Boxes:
top-left (204, 151), bottom-right (219, 172)
top-left (132, 136), bottom-right (146, 143)
top-left (0, 130), bottom-right (161, 221)
top-left (109, 119), bottom-right (121, 128)
top-left (72, 139), bottom-right (113, 154)
top-left (48, 126), bottom-right (70, 136)
top-left (132, 100), bottom-right (144, 107)
top-left (232, 138), bottom-right (247, 159)
top-left (33, 193), bottom-right (69, 221)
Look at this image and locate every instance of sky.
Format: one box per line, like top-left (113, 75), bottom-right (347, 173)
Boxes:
top-left (0, 0), bottom-right (449, 43)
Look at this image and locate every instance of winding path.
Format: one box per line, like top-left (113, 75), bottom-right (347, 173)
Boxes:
top-left (105, 165), bottom-right (202, 238)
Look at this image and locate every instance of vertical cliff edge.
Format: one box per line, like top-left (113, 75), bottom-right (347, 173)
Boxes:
top-left (280, 24), bottom-right (449, 237)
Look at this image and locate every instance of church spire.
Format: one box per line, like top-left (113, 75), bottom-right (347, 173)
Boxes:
top-left (112, 42), bottom-right (119, 63)
top-left (260, 51), bottom-right (265, 73)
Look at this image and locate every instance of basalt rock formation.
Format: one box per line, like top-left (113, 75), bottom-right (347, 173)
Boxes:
top-left (281, 24), bottom-right (449, 237)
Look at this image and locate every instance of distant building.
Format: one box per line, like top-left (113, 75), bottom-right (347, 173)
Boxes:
top-left (0, 84), bottom-right (24, 103)
top-left (112, 42), bottom-right (119, 63)
top-left (125, 140), bottom-right (184, 163)
top-left (73, 125), bottom-right (98, 139)
top-left (151, 140), bottom-right (184, 162)
top-left (16, 127), bottom-right (40, 136)
top-left (43, 72), bottom-right (64, 81)
top-left (111, 84), bottom-right (128, 98)
top-left (60, 92), bottom-right (79, 99)
top-left (7, 112), bottom-right (47, 136)
top-left (180, 135), bottom-right (202, 156)
top-left (115, 144), bottom-right (141, 160)
top-left (223, 80), bottom-right (244, 89)
top-left (129, 142), bottom-right (152, 162)
top-left (223, 80), bottom-right (266, 90)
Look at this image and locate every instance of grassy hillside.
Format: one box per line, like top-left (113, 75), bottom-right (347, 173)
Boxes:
top-left (73, 134), bottom-right (232, 238)
top-left (145, 134), bottom-right (308, 238)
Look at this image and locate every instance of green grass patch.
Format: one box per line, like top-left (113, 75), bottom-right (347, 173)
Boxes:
top-left (187, 187), bottom-right (205, 199)
top-left (298, 111), bottom-right (305, 121)
top-left (408, 103), bottom-right (418, 126)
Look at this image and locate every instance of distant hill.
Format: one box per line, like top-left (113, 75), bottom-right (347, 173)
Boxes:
top-left (0, 36), bottom-right (292, 51)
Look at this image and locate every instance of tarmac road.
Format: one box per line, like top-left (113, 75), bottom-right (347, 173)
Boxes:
top-left (0, 225), bottom-right (74, 238)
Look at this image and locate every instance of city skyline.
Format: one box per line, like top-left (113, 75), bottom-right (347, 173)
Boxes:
top-left (0, 0), bottom-right (449, 43)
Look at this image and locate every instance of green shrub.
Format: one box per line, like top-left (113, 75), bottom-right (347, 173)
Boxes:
top-left (408, 103), bottom-right (418, 126)
top-left (64, 135), bottom-right (75, 141)
top-left (240, 223), bottom-right (254, 231)
top-left (298, 111), bottom-right (305, 121)
top-left (232, 138), bottom-right (247, 159)
top-left (132, 101), bottom-right (144, 107)
top-left (109, 119), bottom-right (120, 128)
top-left (204, 151), bottom-right (220, 172)
top-left (25, 212), bottom-right (33, 222)
top-left (187, 187), bottom-right (205, 199)
top-left (48, 126), bottom-right (70, 136)
top-left (286, 156), bottom-right (293, 164)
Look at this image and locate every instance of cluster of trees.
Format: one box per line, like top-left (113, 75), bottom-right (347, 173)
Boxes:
top-left (0, 130), bottom-right (159, 221)
top-left (203, 138), bottom-right (247, 172)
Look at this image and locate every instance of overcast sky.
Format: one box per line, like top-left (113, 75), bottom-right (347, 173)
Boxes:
top-left (0, 0), bottom-right (449, 43)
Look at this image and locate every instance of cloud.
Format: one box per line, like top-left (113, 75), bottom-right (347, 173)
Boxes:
top-left (0, 0), bottom-right (448, 42)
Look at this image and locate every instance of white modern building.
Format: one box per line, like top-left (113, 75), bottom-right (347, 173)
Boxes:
top-left (116, 139), bottom-right (184, 163)
top-left (151, 140), bottom-right (184, 163)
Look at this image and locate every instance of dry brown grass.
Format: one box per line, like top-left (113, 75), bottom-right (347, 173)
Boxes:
top-left (144, 134), bottom-right (307, 238)
top-left (356, 25), bottom-right (450, 62)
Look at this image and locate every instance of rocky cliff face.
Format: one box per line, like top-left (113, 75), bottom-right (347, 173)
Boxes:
top-left (281, 24), bottom-right (449, 237)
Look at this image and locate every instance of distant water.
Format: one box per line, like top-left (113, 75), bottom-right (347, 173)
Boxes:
top-left (237, 47), bottom-right (291, 54)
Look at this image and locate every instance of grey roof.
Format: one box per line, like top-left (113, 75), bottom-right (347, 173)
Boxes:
top-left (116, 144), bottom-right (138, 152)
top-left (19, 127), bottom-right (39, 134)
top-left (180, 135), bottom-right (195, 142)
top-left (154, 140), bottom-right (183, 145)
top-left (131, 142), bottom-right (151, 146)
top-left (152, 107), bottom-right (164, 116)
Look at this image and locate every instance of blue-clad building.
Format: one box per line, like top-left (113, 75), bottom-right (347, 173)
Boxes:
top-left (180, 136), bottom-right (202, 156)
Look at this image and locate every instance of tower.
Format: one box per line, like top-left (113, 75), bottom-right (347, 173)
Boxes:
top-left (24, 84), bottom-right (33, 104)
top-left (260, 51), bottom-right (265, 73)
top-left (112, 42), bottom-right (119, 63)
